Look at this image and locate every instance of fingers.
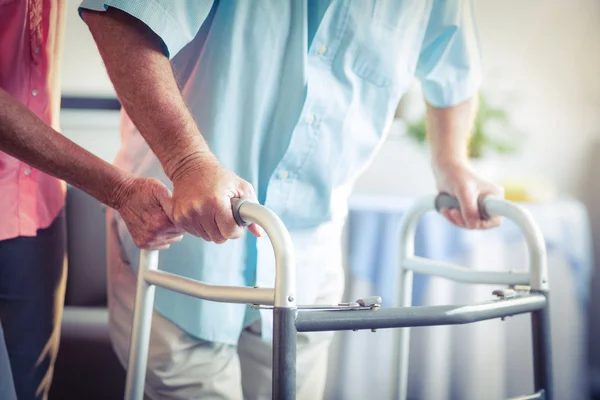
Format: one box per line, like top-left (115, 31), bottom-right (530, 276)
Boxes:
top-left (235, 182), bottom-right (262, 238)
top-left (239, 181), bottom-right (257, 201)
top-left (175, 207), bottom-right (207, 238)
top-left (194, 224), bottom-right (211, 242)
top-left (481, 216), bottom-right (502, 229)
top-left (441, 208), bottom-right (465, 227)
top-left (454, 185), bottom-right (479, 229)
top-left (139, 233), bottom-right (184, 250)
top-left (158, 190), bottom-right (177, 225)
top-left (204, 212), bottom-right (228, 244)
top-left (248, 223), bottom-right (263, 238)
top-left (151, 180), bottom-right (178, 224)
top-left (162, 227), bottom-right (187, 235)
top-left (169, 170), bottom-right (260, 244)
top-left (149, 244), bottom-right (171, 251)
top-left (441, 195), bottom-right (504, 230)
top-left (214, 197), bottom-right (245, 241)
top-left (175, 196), bottom-right (243, 244)
top-left (191, 180), bottom-right (259, 243)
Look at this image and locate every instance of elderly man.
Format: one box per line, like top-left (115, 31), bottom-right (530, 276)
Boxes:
top-left (0, 2), bottom-right (184, 399)
top-left (80, 1), bottom-right (503, 399)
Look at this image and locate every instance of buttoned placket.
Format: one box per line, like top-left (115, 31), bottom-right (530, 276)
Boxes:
top-left (263, 1), bottom-right (349, 219)
top-left (18, 0), bottom-right (44, 233)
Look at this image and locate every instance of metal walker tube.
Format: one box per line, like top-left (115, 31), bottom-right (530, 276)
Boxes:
top-left (124, 199), bottom-right (297, 400)
top-left (392, 194), bottom-right (552, 400)
top-left (123, 194), bottom-right (552, 400)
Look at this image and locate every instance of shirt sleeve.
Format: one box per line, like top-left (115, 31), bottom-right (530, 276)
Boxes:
top-left (415, 0), bottom-right (482, 108)
top-left (79, 0), bottom-right (214, 59)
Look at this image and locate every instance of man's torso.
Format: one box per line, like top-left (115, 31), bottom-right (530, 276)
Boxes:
top-left (110, 0), bottom-right (435, 344)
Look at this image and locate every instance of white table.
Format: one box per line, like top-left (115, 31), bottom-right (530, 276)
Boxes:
top-left (326, 196), bottom-right (592, 400)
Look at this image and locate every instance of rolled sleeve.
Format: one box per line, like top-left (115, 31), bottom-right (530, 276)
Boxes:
top-left (79, 0), bottom-right (214, 58)
top-left (415, 0), bottom-right (482, 108)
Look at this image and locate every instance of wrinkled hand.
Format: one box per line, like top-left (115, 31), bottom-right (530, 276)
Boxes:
top-left (113, 177), bottom-right (185, 250)
top-left (169, 153), bottom-right (261, 243)
top-left (433, 160), bottom-right (505, 229)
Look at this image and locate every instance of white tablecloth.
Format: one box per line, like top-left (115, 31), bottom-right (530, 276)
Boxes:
top-left (325, 196), bottom-right (593, 400)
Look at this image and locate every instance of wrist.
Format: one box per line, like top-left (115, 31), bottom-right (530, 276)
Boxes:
top-left (166, 150), bottom-right (218, 183)
top-left (431, 150), bottom-right (469, 169)
top-left (108, 172), bottom-right (137, 211)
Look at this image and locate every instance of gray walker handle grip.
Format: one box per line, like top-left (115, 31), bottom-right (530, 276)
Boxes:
top-left (434, 193), bottom-right (491, 220)
top-left (231, 197), bottom-right (252, 227)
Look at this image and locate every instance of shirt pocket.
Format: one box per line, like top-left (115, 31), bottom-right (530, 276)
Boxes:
top-left (349, 24), bottom-right (399, 89)
top-left (351, 44), bottom-right (396, 88)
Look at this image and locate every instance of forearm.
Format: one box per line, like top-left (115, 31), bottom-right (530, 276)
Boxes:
top-left (0, 89), bottom-right (132, 209)
top-left (82, 8), bottom-right (210, 181)
top-left (426, 96), bottom-right (477, 168)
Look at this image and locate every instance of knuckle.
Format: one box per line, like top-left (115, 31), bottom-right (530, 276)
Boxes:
top-left (210, 230), bottom-right (227, 244)
top-left (188, 228), bottom-right (203, 238)
top-left (165, 236), bottom-right (180, 244)
top-left (226, 224), bottom-right (244, 239)
top-left (173, 211), bottom-right (186, 226)
top-left (209, 232), bottom-right (222, 243)
top-left (229, 226), bottom-right (244, 239)
top-left (206, 195), bottom-right (222, 208)
top-left (240, 181), bottom-right (255, 194)
top-left (134, 234), bottom-right (148, 247)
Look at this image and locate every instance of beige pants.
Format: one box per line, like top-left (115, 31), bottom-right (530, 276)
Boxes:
top-left (106, 211), bottom-right (344, 400)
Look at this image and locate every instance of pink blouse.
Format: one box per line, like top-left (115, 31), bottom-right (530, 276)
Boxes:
top-left (0, 0), bottom-right (66, 240)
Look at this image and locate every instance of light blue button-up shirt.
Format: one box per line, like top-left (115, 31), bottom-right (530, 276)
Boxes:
top-left (80, 0), bottom-right (481, 344)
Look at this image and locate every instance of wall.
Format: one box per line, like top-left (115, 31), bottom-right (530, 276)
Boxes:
top-left (354, 0), bottom-right (600, 199)
top-left (59, 1), bottom-right (119, 160)
top-left (61, 1), bottom-right (115, 97)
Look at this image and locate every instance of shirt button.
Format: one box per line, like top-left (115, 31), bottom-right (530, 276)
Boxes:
top-left (34, 47), bottom-right (40, 54)
top-left (318, 44), bottom-right (327, 56)
top-left (278, 170), bottom-right (289, 180)
top-left (305, 114), bottom-right (315, 124)
top-left (24, 168), bottom-right (32, 176)
top-left (32, 89), bottom-right (38, 96)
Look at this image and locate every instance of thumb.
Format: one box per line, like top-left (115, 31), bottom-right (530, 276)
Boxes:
top-left (248, 223), bottom-right (263, 238)
top-left (152, 183), bottom-right (177, 225)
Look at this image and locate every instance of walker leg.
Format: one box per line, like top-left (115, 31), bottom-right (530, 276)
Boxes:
top-left (531, 293), bottom-right (553, 400)
top-left (273, 307), bottom-right (297, 400)
top-left (394, 268), bottom-right (414, 400)
top-left (125, 250), bottom-right (159, 400)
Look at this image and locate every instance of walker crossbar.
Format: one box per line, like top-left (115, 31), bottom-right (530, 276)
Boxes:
top-left (403, 256), bottom-right (530, 285)
top-left (124, 194), bottom-right (553, 400)
top-left (143, 269), bottom-right (275, 305)
top-left (294, 293), bottom-right (546, 332)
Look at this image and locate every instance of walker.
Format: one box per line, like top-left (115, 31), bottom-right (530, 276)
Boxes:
top-left (123, 194), bottom-right (553, 400)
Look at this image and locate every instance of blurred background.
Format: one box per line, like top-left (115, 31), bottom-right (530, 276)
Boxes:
top-left (54, 1), bottom-right (600, 399)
